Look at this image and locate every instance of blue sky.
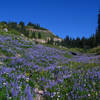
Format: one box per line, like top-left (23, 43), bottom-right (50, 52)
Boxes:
top-left (0, 0), bottom-right (100, 39)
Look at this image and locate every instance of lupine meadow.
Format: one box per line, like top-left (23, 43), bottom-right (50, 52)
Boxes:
top-left (0, 31), bottom-right (100, 100)
top-left (0, 12), bottom-right (100, 100)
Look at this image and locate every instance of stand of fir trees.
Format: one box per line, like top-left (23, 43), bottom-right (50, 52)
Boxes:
top-left (61, 11), bottom-right (100, 49)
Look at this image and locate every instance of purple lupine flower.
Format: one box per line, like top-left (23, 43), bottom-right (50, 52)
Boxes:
top-left (24, 85), bottom-right (33, 100)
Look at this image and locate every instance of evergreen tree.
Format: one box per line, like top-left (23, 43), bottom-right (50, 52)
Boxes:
top-left (90, 34), bottom-right (96, 48)
top-left (0, 21), bottom-right (7, 25)
top-left (27, 22), bottom-right (33, 26)
top-left (96, 10), bottom-right (100, 45)
top-left (38, 32), bottom-right (41, 39)
top-left (33, 32), bottom-right (36, 38)
top-left (65, 35), bottom-right (70, 41)
top-left (98, 10), bottom-right (100, 32)
top-left (19, 21), bottom-right (24, 28)
top-left (81, 37), bottom-right (86, 48)
top-left (75, 37), bottom-right (81, 47)
top-left (48, 38), bottom-right (54, 45)
top-left (64, 35), bottom-right (70, 47)
top-left (8, 22), bottom-right (17, 29)
top-left (28, 31), bottom-right (33, 38)
top-left (24, 30), bottom-right (29, 37)
top-left (19, 21), bottom-right (25, 33)
top-left (71, 38), bottom-right (76, 47)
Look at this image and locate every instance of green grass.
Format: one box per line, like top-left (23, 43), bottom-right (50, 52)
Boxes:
top-left (87, 46), bottom-right (100, 55)
top-left (64, 52), bottom-right (72, 58)
top-left (0, 87), bottom-right (7, 100)
top-left (69, 48), bottom-right (86, 53)
top-left (0, 49), bottom-right (14, 57)
top-left (66, 61), bottom-right (100, 70)
top-left (43, 44), bottom-right (69, 51)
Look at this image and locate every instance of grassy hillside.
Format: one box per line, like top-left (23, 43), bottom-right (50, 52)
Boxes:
top-left (87, 46), bottom-right (100, 55)
top-left (0, 21), bottom-right (61, 42)
top-left (0, 32), bottom-right (100, 100)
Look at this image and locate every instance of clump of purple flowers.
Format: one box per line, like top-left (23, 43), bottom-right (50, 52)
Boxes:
top-left (0, 34), bottom-right (100, 100)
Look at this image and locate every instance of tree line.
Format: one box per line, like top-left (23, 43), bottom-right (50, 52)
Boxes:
top-left (0, 11), bottom-right (100, 49)
top-left (0, 21), bottom-right (43, 39)
top-left (60, 11), bottom-right (100, 49)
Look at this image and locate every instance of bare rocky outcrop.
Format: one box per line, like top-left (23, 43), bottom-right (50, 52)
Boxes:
top-left (34, 88), bottom-right (44, 100)
top-left (27, 28), bottom-right (53, 34)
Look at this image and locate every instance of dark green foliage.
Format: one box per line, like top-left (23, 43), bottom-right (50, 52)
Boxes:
top-left (95, 11), bottom-right (100, 46)
top-left (62, 36), bottom-right (95, 49)
top-left (97, 12), bottom-right (100, 32)
top-left (38, 32), bottom-right (41, 39)
top-left (28, 31), bottom-right (37, 39)
top-left (24, 30), bottom-right (29, 37)
top-left (27, 22), bottom-right (47, 30)
top-left (27, 22), bottom-right (33, 26)
top-left (19, 21), bottom-right (25, 29)
top-left (28, 31), bottom-right (33, 38)
top-left (33, 32), bottom-right (36, 38)
top-left (0, 21), bottom-right (7, 25)
top-left (64, 36), bottom-right (70, 47)
top-left (27, 22), bottom-right (40, 28)
top-left (8, 22), bottom-right (17, 30)
top-left (47, 38), bottom-right (54, 45)
top-left (61, 10), bottom-right (100, 49)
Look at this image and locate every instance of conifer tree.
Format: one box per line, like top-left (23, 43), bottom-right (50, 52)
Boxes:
top-left (38, 32), bottom-right (41, 39)
top-left (33, 32), bottom-right (36, 38)
top-left (19, 21), bottom-right (24, 29)
top-left (96, 10), bottom-right (100, 45)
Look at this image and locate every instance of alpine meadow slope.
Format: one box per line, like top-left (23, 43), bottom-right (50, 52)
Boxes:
top-left (0, 30), bottom-right (100, 99)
